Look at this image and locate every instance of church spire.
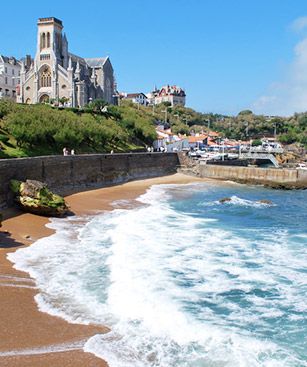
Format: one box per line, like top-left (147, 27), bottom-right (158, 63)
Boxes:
top-left (75, 60), bottom-right (81, 80)
top-left (68, 56), bottom-right (72, 70)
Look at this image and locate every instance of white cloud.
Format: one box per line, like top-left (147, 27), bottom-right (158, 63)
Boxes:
top-left (252, 19), bottom-right (307, 116)
top-left (291, 16), bottom-right (307, 32)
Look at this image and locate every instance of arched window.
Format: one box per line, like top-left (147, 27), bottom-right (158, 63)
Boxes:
top-left (47, 32), bottom-right (50, 48)
top-left (41, 33), bottom-right (46, 49)
top-left (40, 66), bottom-right (52, 88)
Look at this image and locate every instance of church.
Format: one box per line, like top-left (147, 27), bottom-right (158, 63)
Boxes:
top-left (17, 17), bottom-right (115, 107)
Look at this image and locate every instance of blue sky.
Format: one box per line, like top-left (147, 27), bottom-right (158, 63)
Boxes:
top-left (2, 0), bottom-right (307, 116)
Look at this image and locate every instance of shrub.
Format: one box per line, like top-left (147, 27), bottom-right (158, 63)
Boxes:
top-left (0, 134), bottom-right (9, 144)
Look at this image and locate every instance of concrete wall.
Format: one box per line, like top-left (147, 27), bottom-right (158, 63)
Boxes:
top-left (199, 163), bottom-right (307, 188)
top-left (0, 153), bottom-right (179, 209)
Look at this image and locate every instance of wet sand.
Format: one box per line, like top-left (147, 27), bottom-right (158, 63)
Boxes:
top-left (0, 173), bottom-right (204, 366)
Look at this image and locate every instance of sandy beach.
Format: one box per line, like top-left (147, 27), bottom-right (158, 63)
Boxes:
top-left (0, 173), bottom-right (203, 367)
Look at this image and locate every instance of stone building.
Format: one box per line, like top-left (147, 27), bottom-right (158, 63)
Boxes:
top-left (147, 85), bottom-right (186, 107)
top-left (18, 17), bottom-right (115, 107)
top-left (0, 56), bottom-right (21, 101)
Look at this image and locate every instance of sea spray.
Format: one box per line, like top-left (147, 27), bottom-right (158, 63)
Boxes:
top-left (8, 183), bottom-right (307, 367)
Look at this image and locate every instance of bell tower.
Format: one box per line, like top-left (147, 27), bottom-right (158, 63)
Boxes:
top-left (37, 17), bottom-right (65, 65)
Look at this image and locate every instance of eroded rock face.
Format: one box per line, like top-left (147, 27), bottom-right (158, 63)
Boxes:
top-left (10, 179), bottom-right (69, 217)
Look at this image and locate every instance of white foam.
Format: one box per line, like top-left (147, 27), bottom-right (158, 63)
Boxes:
top-left (7, 183), bottom-right (307, 367)
top-left (0, 340), bottom-right (85, 357)
top-left (217, 195), bottom-right (275, 208)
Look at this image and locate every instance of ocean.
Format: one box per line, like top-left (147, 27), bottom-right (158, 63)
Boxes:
top-left (8, 182), bottom-right (307, 367)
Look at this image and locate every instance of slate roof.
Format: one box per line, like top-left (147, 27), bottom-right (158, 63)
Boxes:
top-left (0, 55), bottom-right (19, 65)
top-left (85, 57), bottom-right (108, 68)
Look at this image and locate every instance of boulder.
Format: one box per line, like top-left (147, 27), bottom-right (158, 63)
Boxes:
top-left (257, 199), bottom-right (273, 205)
top-left (10, 179), bottom-right (69, 217)
top-left (219, 197), bottom-right (232, 203)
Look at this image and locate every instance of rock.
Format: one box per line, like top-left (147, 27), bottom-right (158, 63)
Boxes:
top-left (10, 179), bottom-right (69, 217)
top-left (257, 199), bottom-right (273, 205)
top-left (219, 197), bottom-right (232, 203)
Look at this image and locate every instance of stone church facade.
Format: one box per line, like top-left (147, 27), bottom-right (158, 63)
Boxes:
top-left (17, 17), bottom-right (115, 107)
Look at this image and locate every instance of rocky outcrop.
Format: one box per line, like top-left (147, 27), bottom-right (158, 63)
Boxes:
top-left (257, 199), bottom-right (273, 205)
top-left (10, 179), bottom-right (69, 217)
top-left (219, 197), bottom-right (232, 203)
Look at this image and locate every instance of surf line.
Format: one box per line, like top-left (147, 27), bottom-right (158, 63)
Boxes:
top-left (0, 340), bottom-right (87, 357)
top-left (0, 274), bottom-right (35, 282)
top-left (0, 283), bottom-right (37, 289)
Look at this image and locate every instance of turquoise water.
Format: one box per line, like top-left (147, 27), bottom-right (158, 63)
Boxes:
top-left (9, 182), bottom-right (307, 366)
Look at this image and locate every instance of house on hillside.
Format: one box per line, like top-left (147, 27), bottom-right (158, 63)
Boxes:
top-left (147, 85), bottom-right (186, 107)
top-left (122, 92), bottom-right (148, 106)
top-left (0, 56), bottom-right (21, 101)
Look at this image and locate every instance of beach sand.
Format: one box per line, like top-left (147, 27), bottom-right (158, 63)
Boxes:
top-left (0, 173), bottom-right (204, 367)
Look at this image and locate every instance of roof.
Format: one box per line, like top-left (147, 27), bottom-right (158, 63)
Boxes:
top-left (0, 55), bottom-right (19, 65)
top-left (208, 131), bottom-right (220, 137)
top-left (154, 85), bottom-right (186, 97)
top-left (38, 17), bottom-right (63, 26)
top-left (126, 93), bottom-right (147, 98)
top-left (85, 57), bottom-right (108, 68)
top-left (188, 135), bottom-right (208, 143)
top-left (68, 53), bottom-right (87, 65)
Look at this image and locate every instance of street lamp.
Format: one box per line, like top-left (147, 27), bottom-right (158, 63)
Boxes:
top-left (206, 118), bottom-right (210, 131)
top-left (244, 121), bottom-right (249, 136)
top-left (161, 109), bottom-right (168, 125)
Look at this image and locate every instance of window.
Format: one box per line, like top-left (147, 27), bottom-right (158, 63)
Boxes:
top-left (12, 79), bottom-right (15, 86)
top-left (12, 69), bottom-right (15, 75)
top-left (26, 86), bottom-right (30, 91)
top-left (61, 84), bottom-right (67, 89)
top-left (40, 66), bottom-right (51, 88)
top-left (47, 32), bottom-right (50, 48)
top-left (41, 33), bottom-right (46, 49)
top-left (5, 67), bottom-right (7, 73)
top-left (5, 77), bottom-right (7, 84)
top-left (40, 54), bottom-right (50, 61)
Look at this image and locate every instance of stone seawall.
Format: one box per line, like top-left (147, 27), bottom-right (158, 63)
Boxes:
top-left (0, 153), bottom-right (179, 209)
top-left (199, 163), bottom-right (307, 189)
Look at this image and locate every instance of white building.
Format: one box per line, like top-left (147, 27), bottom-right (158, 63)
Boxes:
top-left (0, 56), bottom-right (21, 100)
top-left (123, 92), bottom-right (148, 106)
top-left (149, 85), bottom-right (186, 107)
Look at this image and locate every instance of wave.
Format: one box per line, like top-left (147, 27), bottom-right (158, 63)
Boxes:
top-left (216, 195), bottom-right (275, 208)
top-left (7, 183), bottom-right (307, 367)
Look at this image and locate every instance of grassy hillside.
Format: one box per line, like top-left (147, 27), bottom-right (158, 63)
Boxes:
top-left (0, 99), bottom-right (306, 158)
top-left (0, 100), bottom-right (156, 158)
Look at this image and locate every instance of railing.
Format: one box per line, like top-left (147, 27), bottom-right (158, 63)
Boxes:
top-left (240, 152), bottom-right (279, 167)
top-left (241, 147), bottom-right (284, 154)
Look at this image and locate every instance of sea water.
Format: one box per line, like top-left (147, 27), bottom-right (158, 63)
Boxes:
top-left (8, 182), bottom-right (307, 367)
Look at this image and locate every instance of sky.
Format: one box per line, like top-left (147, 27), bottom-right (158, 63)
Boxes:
top-left (2, 0), bottom-right (307, 116)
